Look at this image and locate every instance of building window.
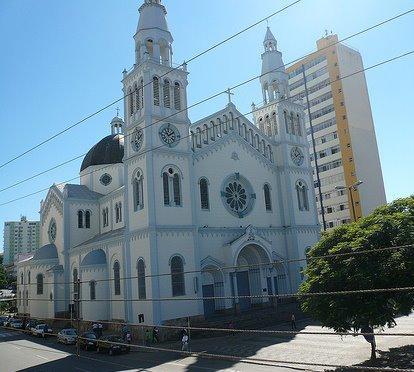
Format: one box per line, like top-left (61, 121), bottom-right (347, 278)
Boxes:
top-left (133, 169), bottom-right (144, 211)
top-left (36, 274), bottom-right (43, 295)
top-left (153, 76), bottom-right (160, 106)
top-left (20, 272), bottom-right (24, 285)
top-left (163, 79), bottom-right (171, 108)
top-left (174, 82), bottom-right (181, 110)
top-left (73, 269), bottom-right (78, 293)
top-left (25, 290), bottom-right (29, 306)
top-left (171, 256), bottom-right (185, 296)
top-left (137, 259), bottom-right (146, 300)
top-left (296, 180), bottom-right (309, 211)
top-left (102, 207), bottom-right (109, 227)
top-left (113, 261), bottom-right (121, 296)
top-left (128, 88), bottom-right (133, 116)
top-left (284, 111), bottom-right (289, 133)
top-left (162, 167), bottom-right (182, 207)
top-left (90, 281), bottom-right (96, 301)
top-left (199, 178), bottom-right (209, 210)
top-left (85, 211), bottom-right (91, 228)
top-left (139, 79), bottom-right (144, 109)
top-left (28, 271), bottom-right (31, 284)
top-left (77, 210), bottom-right (84, 228)
top-left (115, 202), bottom-right (122, 223)
top-left (263, 184), bottom-right (272, 211)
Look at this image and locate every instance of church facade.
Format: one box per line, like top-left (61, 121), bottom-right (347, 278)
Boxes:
top-left (17, 0), bottom-right (320, 325)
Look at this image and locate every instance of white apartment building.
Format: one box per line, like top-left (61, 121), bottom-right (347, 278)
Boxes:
top-left (287, 34), bottom-right (386, 229)
top-left (3, 216), bottom-right (40, 265)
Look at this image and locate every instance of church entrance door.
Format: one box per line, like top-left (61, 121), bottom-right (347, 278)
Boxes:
top-left (236, 271), bottom-right (251, 311)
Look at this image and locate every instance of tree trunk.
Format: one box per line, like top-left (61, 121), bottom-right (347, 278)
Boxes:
top-left (370, 340), bottom-right (376, 360)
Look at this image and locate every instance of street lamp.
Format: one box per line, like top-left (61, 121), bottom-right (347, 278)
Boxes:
top-left (335, 180), bottom-right (363, 222)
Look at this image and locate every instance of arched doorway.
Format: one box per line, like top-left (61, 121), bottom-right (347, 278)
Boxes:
top-left (201, 266), bottom-right (225, 318)
top-left (233, 244), bottom-right (271, 312)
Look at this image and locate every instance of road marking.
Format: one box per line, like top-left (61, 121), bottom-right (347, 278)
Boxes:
top-left (35, 355), bottom-right (49, 361)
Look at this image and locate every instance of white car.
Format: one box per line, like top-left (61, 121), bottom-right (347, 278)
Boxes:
top-left (57, 329), bottom-right (77, 345)
top-left (31, 324), bottom-right (52, 338)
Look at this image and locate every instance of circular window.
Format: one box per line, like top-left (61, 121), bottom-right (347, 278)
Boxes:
top-left (48, 219), bottom-right (57, 243)
top-left (221, 174), bottom-right (255, 218)
top-left (100, 173), bottom-right (112, 186)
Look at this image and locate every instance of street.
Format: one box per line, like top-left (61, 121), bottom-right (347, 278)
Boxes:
top-left (0, 314), bottom-right (413, 371)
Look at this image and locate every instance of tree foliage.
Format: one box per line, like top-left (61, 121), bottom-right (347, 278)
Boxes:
top-left (300, 196), bottom-right (414, 334)
top-left (0, 254), bottom-right (7, 289)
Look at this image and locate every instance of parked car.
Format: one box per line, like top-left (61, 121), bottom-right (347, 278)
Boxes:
top-left (25, 319), bottom-right (38, 331)
top-left (31, 324), bottom-right (53, 338)
top-left (0, 316), bottom-right (8, 326)
top-left (97, 335), bottom-right (129, 355)
top-left (57, 328), bottom-right (77, 345)
top-left (78, 332), bottom-right (98, 351)
top-left (3, 317), bottom-right (14, 327)
top-left (9, 319), bottom-right (23, 329)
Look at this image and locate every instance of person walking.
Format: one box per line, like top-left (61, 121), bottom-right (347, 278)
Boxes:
top-left (291, 314), bottom-right (297, 331)
top-left (152, 327), bottom-right (159, 343)
top-left (98, 323), bottom-right (103, 338)
top-left (181, 330), bottom-right (189, 351)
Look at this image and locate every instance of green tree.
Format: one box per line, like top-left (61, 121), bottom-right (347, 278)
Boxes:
top-left (0, 254), bottom-right (7, 289)
top-left (300, 196), bottom-right (414, 360)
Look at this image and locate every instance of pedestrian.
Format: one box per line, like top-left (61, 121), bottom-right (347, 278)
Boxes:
top-left (126, 331), bottom-right (132, 344)
top-left (291, 314), bottom-right (297, 331)
top-left (98, 322), bottom-right (103, 338)
top-left (92, 322), bottom-right (98, 336)
top-left (152, 327), bottom-right (159, 343)
top-left (181, 330), bottom-right (189, 351)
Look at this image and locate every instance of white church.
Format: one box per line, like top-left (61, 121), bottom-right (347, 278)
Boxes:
top-left (17, 0), bottom-right (320, 325)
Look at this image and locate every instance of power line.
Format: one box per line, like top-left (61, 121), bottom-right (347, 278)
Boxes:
top-left (1, 8), bottom-right (412, 193)
top-left (7, 286), bottom-right (414, 303)
top-left (0, 0), bottom-right (303, 171)
top-left (1, 49), bottom-right (413, 207)
top-left (17, 243), bottom-right (414, 287)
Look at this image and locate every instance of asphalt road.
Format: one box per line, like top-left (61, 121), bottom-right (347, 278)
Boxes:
top-left (0, 314), bottom-right (413, 371)
top-left (0, 329), bottom-right (295, 372)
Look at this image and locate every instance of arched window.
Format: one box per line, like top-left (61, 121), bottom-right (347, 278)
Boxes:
top-left (115, 202), bottom-right (122, 223)
top-left (21, 272), bottom-right (24, 285)
top-left (102, 207), bottom-right (109, 227)
top-left (272, 112), bottom-right (278, 135)
top-left (28, 271), bottom-right (31, 284)
top-left (163, 79), bottom-right (171, 108)
top-left (290, 112), bottom-right (295, 134)
top-left (284, 111), bottom-right (289, 133)
top-left (203, 124), bottom-right (209, 144)
top-left (173, 174), bottom-right (181, 206)
top-left (295, 114), bottom-right (302, 136)
top-left (196, 127), bottom-right (202, 147)
top-left (153, 76), bottom-right (160, 106)
top-left (265, 115), bottom-right (272, 136)
top-left (296, 180), bottom-right (309, 211)
top-left (129, 88), bottom-right (134, 116)
top-left (171, 256), bottom-right (185, 296)
top-left (139, 79), bottom-right (144, 109)
top-left (73, 269), bottom-right (78, 293)
top-left (36, 274), bottom-right (43, 295)
top-left (90, 281), bottom-right (96, 301)
top-left (135, 83), bottom-right (140, 111)
top-left (199, 178), bottom-right (209, 210)
top-left (137, 259), bottom-right (146, 299)
top-left (210, 121), bottom-right (216, 140)
top-left (163, 172), bottom-right (170, 205)
top-left (25, 290), bottom-right (29, 306)
top-left (146, 39), bottom-right (153, 57)
top-left (162, 167), bottom-right (182, 207)
top-left (133, 169), bottom-right (144, 211)
top-left (174, 82), bottom-right (181, 110)
top-left (113, 261), bottom-right (121, 295)
top-left (259, 117), bottom-right (264, 132)
top-left (85, 211), bottom-right (91, 228)
top-left (264, 184), bottom-right (272, 211)
top-left (18, 291), bottom-right (21, 306)
top-left (77, 210), bottom-right (84, 228)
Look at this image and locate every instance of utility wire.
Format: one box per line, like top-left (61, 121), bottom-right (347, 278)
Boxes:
top-left (0, 0), bottom-right (303, 171)
top-left (16, 243), bottom-right (414, 286)
top-left (1, 49), bottom-right (413, 206)
top-left (1, 8), bottom-right (412, 193)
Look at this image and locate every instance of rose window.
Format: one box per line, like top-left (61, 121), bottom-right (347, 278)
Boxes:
top-left (221, 173), bottom-right (255, 218)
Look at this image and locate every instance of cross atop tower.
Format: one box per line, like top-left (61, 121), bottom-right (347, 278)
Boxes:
top-left (225, 88), bottom-right (234, 104)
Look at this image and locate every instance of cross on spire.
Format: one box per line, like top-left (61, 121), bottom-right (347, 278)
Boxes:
top-left (225, 88), bottom-right (234, 104)
top-left (116, 107), bottom-right (120, 117)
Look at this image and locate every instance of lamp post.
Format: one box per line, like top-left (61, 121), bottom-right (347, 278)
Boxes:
top-left (335, 180), bottom-right (363, 222)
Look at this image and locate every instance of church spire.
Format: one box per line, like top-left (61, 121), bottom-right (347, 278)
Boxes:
top-left (134, 0), bottom-right (173, 66)
top-left (259, 27), bottom-right (289, 103)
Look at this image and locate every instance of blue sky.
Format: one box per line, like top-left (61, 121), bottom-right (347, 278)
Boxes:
top-left (0, 0), bottom-right (413, 252)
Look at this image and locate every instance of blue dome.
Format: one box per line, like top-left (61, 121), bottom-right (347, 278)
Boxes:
top-left (81, 249), bottom-right (107, 267)
top-left (33, 244), bottom-right (58, 261)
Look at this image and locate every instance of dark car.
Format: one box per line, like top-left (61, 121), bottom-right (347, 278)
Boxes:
top-left (78, 332), bottom-right (98, 351)
top-left (97, 335), bottom-right (129, 355)
top-left (25, 319), bottom-right (38, 332)
top-left (0, 316), bottom-right (8, 326)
